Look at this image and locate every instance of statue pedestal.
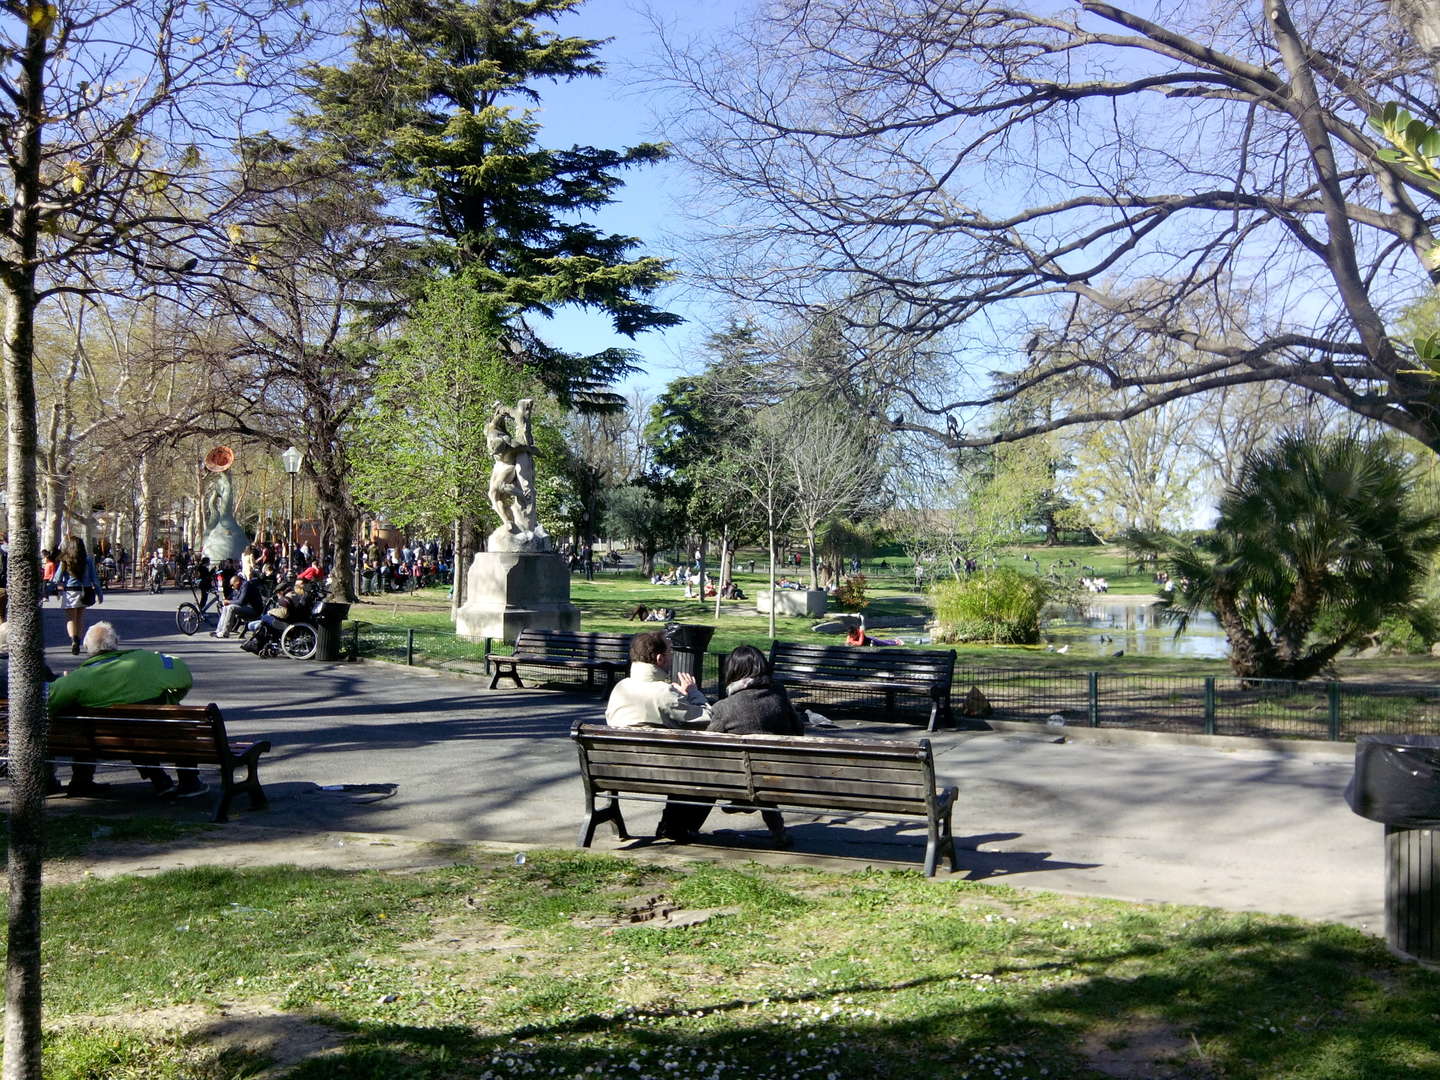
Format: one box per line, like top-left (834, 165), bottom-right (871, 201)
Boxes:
top-left (455, 551), bottom-right (579, 643)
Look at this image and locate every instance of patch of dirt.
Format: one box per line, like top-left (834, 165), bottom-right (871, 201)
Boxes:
top-left (401, 917), bottom-right (527, 955)
top-left (40, 825), bottom-right (503, 885)
top-left (573, 892), bottom-right (741, 929)
top-left (1081, 1020), bottom-right (1216, 1079)
top-left (59, 1001), bottom-right (349, 1077)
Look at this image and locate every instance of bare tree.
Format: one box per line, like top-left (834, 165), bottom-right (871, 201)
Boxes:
top-left (787, 405), bottom-right (885, 587)
top-left (658, 0), bottom-right (1440, 453)
top-left (0, 0), bottom-right (312, 1073)
top-left (721, 404), bottom-right (802, 640)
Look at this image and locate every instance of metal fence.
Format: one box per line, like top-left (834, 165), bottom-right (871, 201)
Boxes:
top-left (346, 623), bottom-right (1440, 742)
top-left (951, 667), bottom-right (1440, 741)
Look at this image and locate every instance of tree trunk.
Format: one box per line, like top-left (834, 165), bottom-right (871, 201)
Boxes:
top-left (805, 525), bottom-right (819, 589)
top-left (713, 523), bottom-right (730, 621)
top-left (136, 452), bottom-right (153, 579)
top-left (766, 525), bottom-right (777, 641)
top-left (450, 516), bottom-right (467, 620)
top-left (4, 27), bottom-right (50, 1075)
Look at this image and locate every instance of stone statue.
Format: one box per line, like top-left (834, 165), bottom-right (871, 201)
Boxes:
top-left (486, 398), bottom-right (549, 552)
top-left (200, 467), bottom-right (249, 563)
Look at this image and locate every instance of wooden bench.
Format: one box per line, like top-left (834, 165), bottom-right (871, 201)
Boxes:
top-left (768, 641), bottom-right (958, 732)
top-left (0, 701), bottom-right (270, 823)
top-left (488, 630), bottom-right (633, 691)
top-left (570, 721), bottom-right (958, 876)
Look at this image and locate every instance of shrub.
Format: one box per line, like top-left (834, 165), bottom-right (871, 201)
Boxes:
top-left (931, 567), bottom-right (1049, 644)
top-left (834, 573), bottom-right (869, 609)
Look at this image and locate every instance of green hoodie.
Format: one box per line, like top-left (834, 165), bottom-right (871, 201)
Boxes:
top-left (47, 650), bottom-right (192, 715)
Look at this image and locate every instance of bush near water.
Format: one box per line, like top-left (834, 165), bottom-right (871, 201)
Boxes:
top-left (931, 567), bottom-right (1050, 645)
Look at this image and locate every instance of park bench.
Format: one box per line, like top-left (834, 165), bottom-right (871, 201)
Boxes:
top-left (0, 700), bottom-right (269, 823)
top-left (487, 629), bottom-right (634, 691)
top-left (767, 641), bottom-right (958, 732)
top-left (570, 721), bottom-right (959, 876)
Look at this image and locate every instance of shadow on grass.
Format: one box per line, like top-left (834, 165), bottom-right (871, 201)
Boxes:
top-left (254, 919), bottom-right (1440, 1080)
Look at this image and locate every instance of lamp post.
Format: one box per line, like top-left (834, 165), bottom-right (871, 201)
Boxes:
top-left (280, 445), bottom-right (303, 567)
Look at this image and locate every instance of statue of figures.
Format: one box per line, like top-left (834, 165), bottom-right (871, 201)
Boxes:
top-left (200, 468), bottom-right (249, 563)
top-left (486, 399), bottom-right (549, 552)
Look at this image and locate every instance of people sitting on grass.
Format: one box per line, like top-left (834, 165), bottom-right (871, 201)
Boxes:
top-left (47, 621), bottom-right (203, 798)
top-left (845, 620), bottom-right (902, 647)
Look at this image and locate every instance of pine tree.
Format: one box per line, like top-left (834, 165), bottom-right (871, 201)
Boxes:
top-left (302, 0), bottom-right (678, 402)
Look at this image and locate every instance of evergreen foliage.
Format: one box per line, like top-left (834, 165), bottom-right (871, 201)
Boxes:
top-left (301, 0), bottom-right (678, 402)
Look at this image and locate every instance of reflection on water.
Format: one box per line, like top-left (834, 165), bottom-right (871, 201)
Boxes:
top-left (1043, 600), bottom-right (1229, 659)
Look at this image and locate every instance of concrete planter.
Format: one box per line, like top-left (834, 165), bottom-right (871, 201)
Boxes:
top-left (756, 588), bottom-right (827, 617)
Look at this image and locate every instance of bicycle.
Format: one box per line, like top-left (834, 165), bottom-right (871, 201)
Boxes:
top-left (175, 594), bottom-right (220, 636)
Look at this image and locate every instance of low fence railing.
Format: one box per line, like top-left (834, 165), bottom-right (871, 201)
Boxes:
top-left (344, 622), bottom-right (1439, 742)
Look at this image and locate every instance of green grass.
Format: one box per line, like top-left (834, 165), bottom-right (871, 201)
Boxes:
top-left (342, 544), bottom-right (1435, 684)
top-left (29, 850), bottom-right (1440, 1079)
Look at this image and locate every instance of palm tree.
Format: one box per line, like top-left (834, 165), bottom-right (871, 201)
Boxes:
top-left (1137, 435), bottom-right (1440, 680)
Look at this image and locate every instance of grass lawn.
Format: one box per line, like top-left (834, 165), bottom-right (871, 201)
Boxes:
top-left (344, 558), bottom-right (1440, 684)
top-left (31, 837), bottom-right (1440, 1079)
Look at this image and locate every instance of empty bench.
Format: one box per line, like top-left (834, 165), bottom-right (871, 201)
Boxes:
top-left (570, 721), bottom-right (958, 876)
top-left (768, 641), bottom-right (958, 732)
top-left (488, 629), bottom-right (633, 691)
top-left (0, 700), bottom-right (269, 823)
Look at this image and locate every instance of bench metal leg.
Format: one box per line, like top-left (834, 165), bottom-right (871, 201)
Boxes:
top-left (925, 792), bottom-right (959, 876)
top-left (488, 663), bottom-right (524, 690)
top-left (578, 795), bottom-right (628, 847)
top-left (213, 740), bottom-right (271, 824)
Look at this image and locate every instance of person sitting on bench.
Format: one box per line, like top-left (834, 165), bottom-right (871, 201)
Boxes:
top-left (660, 645), bottom-right (806, 847)
top-left (604, 629), bottom-right (707, 730)
top-left (47, 621), bottom-right (203, 797)
top-left (213, 574), bottom-right (265, 638)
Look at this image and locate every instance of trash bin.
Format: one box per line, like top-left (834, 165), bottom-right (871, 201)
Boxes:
top-left (1346, 734), bottom-right (1440, 967)
top-left (667, 624), bottom-right (716, 689)
top-left (313, 601), bottom-right (352, 662)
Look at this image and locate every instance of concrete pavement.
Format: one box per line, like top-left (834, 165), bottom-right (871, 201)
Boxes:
top-left (18, 587), bottom-right (1385, 932)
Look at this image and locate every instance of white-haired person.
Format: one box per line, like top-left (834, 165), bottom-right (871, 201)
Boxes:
top-left (47, 621), bottom-right (204, 797)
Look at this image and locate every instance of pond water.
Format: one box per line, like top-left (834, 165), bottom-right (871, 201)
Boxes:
top-left (1042, 599), bottom-right (1230, 660)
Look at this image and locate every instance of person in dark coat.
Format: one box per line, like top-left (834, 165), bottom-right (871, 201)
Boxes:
top-left (665, 645), bottom-right (806, 847)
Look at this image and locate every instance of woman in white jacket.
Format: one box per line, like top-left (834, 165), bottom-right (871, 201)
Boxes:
top-left (604, 629), bottom-right (708, 730)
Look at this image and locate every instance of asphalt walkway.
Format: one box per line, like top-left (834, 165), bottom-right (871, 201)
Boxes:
top-left (15, 587), bottom-right (1384, 932)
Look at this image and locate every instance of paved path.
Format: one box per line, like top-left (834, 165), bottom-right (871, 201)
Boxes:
top-left (18, 588), bottom-right (1385, 932)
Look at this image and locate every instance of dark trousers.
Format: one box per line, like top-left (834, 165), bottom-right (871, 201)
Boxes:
top-left (658, 798), bottom-right (786, 840)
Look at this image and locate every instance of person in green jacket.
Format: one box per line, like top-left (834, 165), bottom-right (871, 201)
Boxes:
top-left (49, 621), bottom-right (202, 797)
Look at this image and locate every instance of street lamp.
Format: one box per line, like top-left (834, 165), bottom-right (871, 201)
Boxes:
top-left (280, 445), bottom-right (303, 566)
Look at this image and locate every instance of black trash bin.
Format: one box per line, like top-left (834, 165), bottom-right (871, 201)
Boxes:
top-left (1346, 734), bottom-right (1440, 968)
top-left (667, 624), bottom-right (716, 689)
top-left (313, 601), bottom-right (352, 662)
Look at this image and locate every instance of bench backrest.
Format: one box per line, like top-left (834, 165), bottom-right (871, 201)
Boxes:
top-left (769, 641), bottom-right (956, 690)
top-left (0, 701), bottom-right (231, 763)
top-left (571, 721), bottom-right (941, 818)
top-left (515, 630), bottom-right (633, 663)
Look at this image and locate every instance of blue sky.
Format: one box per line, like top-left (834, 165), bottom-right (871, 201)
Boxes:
top-left (527, 0), bottom-right (743, 401)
